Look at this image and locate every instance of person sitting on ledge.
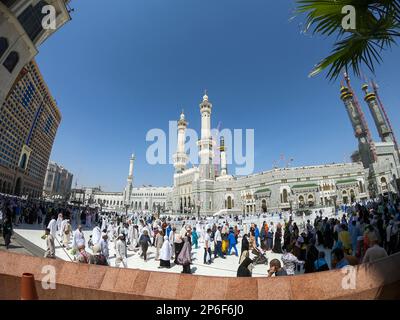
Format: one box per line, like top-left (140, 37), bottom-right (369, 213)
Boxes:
top-left (267, 259), bottom-right (287, 277)
top-left (77, 243), bottom-right (93, 264)
top-left (362, 234), bottom-right (388, 264)
top-left (331, 248), bottom-right (349, 269)
top-left (314, 251), bottom-right (330, 272)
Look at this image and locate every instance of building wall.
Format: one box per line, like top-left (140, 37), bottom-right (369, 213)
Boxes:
top-left (43, 161), bottom-right (73, 199)
top-left (70, 186), bottom-right (172, 212)
top-left (171, 162), bottom-right (370, 215)
top-left (0, 60), bottom-right (61, 198)
top-left (0, 0), bottom-right (71, 106)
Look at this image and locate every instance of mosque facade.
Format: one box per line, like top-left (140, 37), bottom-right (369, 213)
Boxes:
top-left (72, 77), bottom-right (400, 216)
top-left (168, 78), bottom-right (400, 216)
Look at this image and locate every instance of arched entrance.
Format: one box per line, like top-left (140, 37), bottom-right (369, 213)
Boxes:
top-left (350, 189), bottom-right (355, 203)
top-left (342, 190), bottom-right (348, 204)
top-left (14, 178), bottom-right (22, 196)
top-left (261, 199), bottom-right (267, 213)
top-left (307, 194), bottom-right (314, 207)
top-left (298, 195), bottom-right (305, 208)
top-left (381, 177), bottom-right (388, 193)
top-left (281, 189), bottom-right (288, 203)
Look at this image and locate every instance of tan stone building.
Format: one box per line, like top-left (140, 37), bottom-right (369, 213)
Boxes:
top-left (0, 59), bottom-right (61, 197)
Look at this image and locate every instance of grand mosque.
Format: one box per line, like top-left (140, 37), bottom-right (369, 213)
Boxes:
top-left (73, 76), bottom-right (400, 215)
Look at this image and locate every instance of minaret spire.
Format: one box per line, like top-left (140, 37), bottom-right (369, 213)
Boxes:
top-left (173, 109), bottom-right (188, 173)
top-left (197, 91), bottom-right (215, 180)
top-left (124, 153), bottom-right (135, 207)
top-left (220, 136), bottom-right (227, 176)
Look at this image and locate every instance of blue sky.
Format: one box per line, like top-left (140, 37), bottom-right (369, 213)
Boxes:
top-left (36, 0), bottom-right (400, 191)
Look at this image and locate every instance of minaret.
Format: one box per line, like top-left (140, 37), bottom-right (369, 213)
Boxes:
top-left (173, 110), bottom-right (188, 173)
top-left (124, 153), bottom-right (135, 206)
top-left (220, 136), bottom-right (227, 176)
top-left (340, 85), bottom-right (374, 168)
top-left (197, 91), bottom-right (215, 180)
top-left (362, 83), bottom-right (395, 143)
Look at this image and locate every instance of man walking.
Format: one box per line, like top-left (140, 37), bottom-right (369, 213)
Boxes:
top-left (44, 228), bottom-right (55, 259)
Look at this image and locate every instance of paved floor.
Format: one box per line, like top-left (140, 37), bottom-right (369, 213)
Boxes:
top-left (13, 210), bottom-right (335, 277)
top-left (0, 228), bottom-right (44, 257)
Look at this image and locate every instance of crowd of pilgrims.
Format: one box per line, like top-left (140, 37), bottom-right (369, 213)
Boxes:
top-left (1, 194), bottom-right (399, 277)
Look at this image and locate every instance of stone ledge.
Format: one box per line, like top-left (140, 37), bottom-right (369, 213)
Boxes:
top-left (0, 251), bottom-right (399, 300)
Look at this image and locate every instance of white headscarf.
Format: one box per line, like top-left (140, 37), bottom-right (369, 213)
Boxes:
top-left (160, 236), bottom-right (172, 261)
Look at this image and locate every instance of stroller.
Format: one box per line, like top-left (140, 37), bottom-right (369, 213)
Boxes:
top-left (252, 247), bottom-right (269, 265)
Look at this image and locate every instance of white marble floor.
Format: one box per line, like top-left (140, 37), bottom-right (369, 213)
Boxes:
top-left (14, 211), bottom-right (335, 277)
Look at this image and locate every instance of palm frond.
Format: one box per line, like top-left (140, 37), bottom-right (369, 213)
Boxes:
top-left (295, 0), bottom-right (400, 79)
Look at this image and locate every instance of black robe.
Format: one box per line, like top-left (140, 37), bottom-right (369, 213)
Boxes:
top-left (237, 257), bottom-right (252, 277)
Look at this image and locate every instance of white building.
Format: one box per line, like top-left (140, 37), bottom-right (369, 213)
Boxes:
top-left (43, 161), bottom-right (73, 200)
top-left (169, 88), bottom-right (400, 216)
top-left (69, 154), bottom-right (172, 213)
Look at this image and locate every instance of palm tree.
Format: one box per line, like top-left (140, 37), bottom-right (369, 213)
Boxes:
top-left (296, 0), bottom-right (400, 79)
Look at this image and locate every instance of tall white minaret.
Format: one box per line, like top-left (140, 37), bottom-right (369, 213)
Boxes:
top-left (173, 110), bottom-right (188, 173)
top-left (197, 91), bottom-right (215, 180)
top-left (125, 153), bottom-right (135, 206)
top-left (220, 136), bottom-right (227, 176)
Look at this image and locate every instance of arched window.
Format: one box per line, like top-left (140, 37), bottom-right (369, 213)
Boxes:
top-left (282, 189), bottom-right (288, 203)
top-left (3, 51), bottom-right (19, 73)
top-left (307, 194), bottom-right (314, 207)
top-left (0, 37), bottom-right (8, 59)
top-left (358, 181), bottom-right (364, 193)
top-left (19, 153), bottom-right (27, 170)
top-left (227, 196), bottom-right (232, 209)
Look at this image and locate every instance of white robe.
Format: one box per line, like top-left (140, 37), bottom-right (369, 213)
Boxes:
top-left (116, 239), bottom-right (127, 259)
top-left (60, 220), bottom-right (68, 239)
top-left (100, 218), bottom-right (106, 232)
top-left (92, 226), bottom-right (101, 246)
top-left (56, 217), bottom-right (63, 236)
top-left (47, 219), bottom-right (57, 238)
top-left (72, 229), bottom-right (85, 249)
top-left (160, 238), bottom-right (172, 261)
